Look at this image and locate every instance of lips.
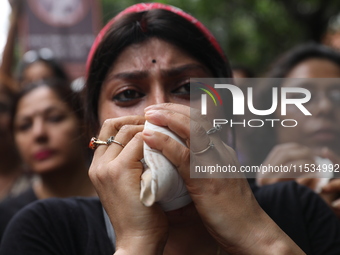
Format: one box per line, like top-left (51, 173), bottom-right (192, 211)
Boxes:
top-left (33, 149), bottom-right (55, 161)
top-left (310, 129), bottom-right (339, 142)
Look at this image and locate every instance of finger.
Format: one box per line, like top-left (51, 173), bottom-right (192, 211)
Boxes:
top-left (270, 143), bottom-right (310, 156)
top-left (111, 132), bottom-right (147, 202)
top-left (94, 116), bottom-right (145, 156)
top-left (102, 125), bottom-right (144, 160)
top-left (143, 129), bottom-right (191, 180)
top-left (145, 104), bottom-right (206, 132)
top-left (275, 144), bottom-right (314, 162)
top-left (263, 143), bottom-right (314, 166)
top-left (144, 103), bottom-right (190, 117)
top-left (145, 109), bottom-right (213, 152)
top-left (144, 106), bottom-right (227, 170)
top-left (114, 132), bottom-right (145, 180)
top-left (145, 109), bottom-right (190, 138)
top-left (322, 179), bottom-right (340, 193)
top-left (98, 116), bottom-right (145, 140)
top-left (320, 147), bottom-right (339, 164)
top-left (145, 105), bottom-right (212, 130)
top-left (332, 198), bottom-right (340, 211)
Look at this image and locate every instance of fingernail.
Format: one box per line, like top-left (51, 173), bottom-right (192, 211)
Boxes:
top-left (143, 129), bottom-right (154, 136)
top-left (145, 109), bottom-right (160, 117)
top-left (144, 105), bottom-right (156, 112)
top-left (321, 147), bottom-right (328, 155)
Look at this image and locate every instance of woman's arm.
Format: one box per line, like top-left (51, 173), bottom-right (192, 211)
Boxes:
top-left (0, 0), bottom-right (21, 79)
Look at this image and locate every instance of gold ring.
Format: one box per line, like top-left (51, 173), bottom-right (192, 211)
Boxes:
top-left (89, 137), bottom-right (108, 150)
top-left (192, 140), bottom-right (214, 155)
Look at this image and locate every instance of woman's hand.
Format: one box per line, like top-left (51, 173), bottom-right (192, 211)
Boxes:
top-left (143, 103), bottom-right (304, 255)
top-left (88, 116), bottom-right (168, 255)
top-left (257, 143), bottom-right (320, 189)
top-left (258, 144), bottom-right (340, 218)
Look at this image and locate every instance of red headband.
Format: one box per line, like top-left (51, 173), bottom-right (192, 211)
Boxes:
top-left (86, 3), bottom-right (226, 73)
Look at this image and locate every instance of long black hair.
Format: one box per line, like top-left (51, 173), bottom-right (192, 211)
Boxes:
top-left (17, 48), bottom-right (69, 84)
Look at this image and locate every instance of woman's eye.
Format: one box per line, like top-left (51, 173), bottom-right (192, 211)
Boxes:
top-left (113, 90), bottom-right (145, 102)
top-left (329, 89), bottom-right (340, 105)
top-left (16, 122), bottom-right (31, 132)
top-left (47, 115), bottom-right (65, 123)
top-left (172, 83), bottom-right (190, 95)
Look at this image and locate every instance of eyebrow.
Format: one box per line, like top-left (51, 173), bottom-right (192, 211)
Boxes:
top-left (107, 63), bottom-right (209, 81)
top-left (16, 106), bottom-right (65, 121)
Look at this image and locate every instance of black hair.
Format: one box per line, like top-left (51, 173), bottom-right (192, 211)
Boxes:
top-left (17, 49), bottom-right (69, 84)
top-left (11, 78), bottom-right (83, 128)
top-left (267, 43), bottom-right (340, 78)
top-left (85, 9), bottom-right (232, 135)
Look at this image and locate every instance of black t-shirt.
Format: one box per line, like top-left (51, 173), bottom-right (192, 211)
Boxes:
top-left (0, 181), bottom-right (339, 254)
top-left (252, 182), bottom-right (340, 254)
top-left (0, 188), bottom-right (37, 241)
top-left (0, 197), bottom-right (113, 254)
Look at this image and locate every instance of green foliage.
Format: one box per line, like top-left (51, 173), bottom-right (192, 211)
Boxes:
top-left (100, 0), bottom-right (340, 75)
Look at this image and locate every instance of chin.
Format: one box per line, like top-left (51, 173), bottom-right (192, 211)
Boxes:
top-left (32, 161), bottom-right (64, 175)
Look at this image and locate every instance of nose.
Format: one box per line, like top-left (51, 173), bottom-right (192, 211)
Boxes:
top-left (32, 118), bottom-right (48, 143)
top-left (147, 84), bottom-right (170, 106)
top-left (313, 93), bottom-right (333, 118)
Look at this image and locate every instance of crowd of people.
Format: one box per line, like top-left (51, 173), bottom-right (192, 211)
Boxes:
top-left (0, 2), bottom-right (340, 254)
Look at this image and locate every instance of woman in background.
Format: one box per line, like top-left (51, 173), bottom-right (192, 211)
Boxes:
top-left (0, 79), bottom-right (95, 241)
top-left (244, 44), bottom-right (340, 216)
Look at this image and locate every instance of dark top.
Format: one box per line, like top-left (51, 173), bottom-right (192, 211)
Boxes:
top-left (0, 181), bottom-right (339, 255)
top-left (0, 187), bottom-right (37, 241)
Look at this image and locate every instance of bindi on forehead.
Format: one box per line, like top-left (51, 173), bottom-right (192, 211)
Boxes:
top-left (152, 59), bottom-right (156, 63)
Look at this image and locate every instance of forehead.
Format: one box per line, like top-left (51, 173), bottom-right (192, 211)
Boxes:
top-left (16, 86), bottom-right (65, 115)
top-left (23, 61), bottom-right (55, 81)
top-left (106, 38), bottom-right (205, 75)
top-left (25, 61), bottom-right (53, 73)
top-left (286, 58), bottom-right (340, 78)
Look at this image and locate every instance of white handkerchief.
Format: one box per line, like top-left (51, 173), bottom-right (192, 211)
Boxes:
top-left (140, 121), bottom-right (192, 211)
